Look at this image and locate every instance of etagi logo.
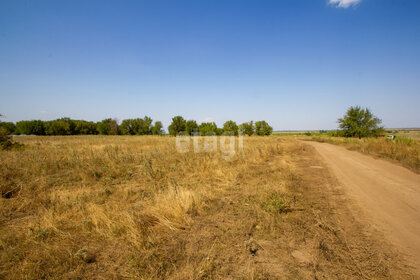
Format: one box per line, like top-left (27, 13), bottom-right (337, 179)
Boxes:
top-left (175, 133), bottom-right (243, 160)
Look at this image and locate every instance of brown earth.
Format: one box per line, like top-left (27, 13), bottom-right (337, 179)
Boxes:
top-left (307, 141), bottom-right (420, 276)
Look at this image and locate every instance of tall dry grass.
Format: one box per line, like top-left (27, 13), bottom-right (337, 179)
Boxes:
top-left (0, 136), bottom-right (291, 278)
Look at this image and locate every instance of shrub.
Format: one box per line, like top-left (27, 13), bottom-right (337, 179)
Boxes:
top-left (0, 128), bottom-right (21, 150)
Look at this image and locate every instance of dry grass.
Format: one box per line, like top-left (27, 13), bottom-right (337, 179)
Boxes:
top-left (0, 136), bottom-right (414, 279)
top-left (309, 135), bottom-right (420, 173)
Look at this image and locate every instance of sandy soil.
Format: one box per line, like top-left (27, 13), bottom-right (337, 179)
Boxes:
top-left (307, 141), bottom-right (420, 274)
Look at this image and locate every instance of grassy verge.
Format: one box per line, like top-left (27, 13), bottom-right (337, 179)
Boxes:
top-left (309, 135), bottom-right (419, 173)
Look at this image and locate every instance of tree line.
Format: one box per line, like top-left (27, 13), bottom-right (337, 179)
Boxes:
top-left (0, 116), bottom-right (273, 136)
top-left (0, 117), bottom-right (164, 136)
top-left (168, 116), bottom-right (273, 136)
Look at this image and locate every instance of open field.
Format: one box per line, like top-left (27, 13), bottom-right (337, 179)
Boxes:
top-left (0, 136), bottom-right (416, 279)
top-left (385, 129), bottom-right (420, 139)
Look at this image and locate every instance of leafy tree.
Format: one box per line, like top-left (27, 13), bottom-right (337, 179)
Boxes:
top-left (74, 120), bottom-right (97, 135)
top-left (152, 121), bottom-right (164, 135)
top-left (120, 119), bottom-right (139, 135)
top-left (185, 120), bottom-right (199, 135)
top-left (223, 120), bottom-right (239, 136)
top-left (199, 122), bottom-right (218, 136)
top-left (139, 116), bottom-right (153, 135)
top-left (16, 120), bottom-right (45, 135)
top-left (0, 122), bottom-right (16, 135)
top-left (239, 121), bottom-right (254, 136)
top-left (168, 116), bottom-right (186, 136)
top-left (44, 118), bottom-right (74, 135)
top-left (97, 118), bottom-right (119, 135)
top-left (338, 106), bottom-right (384, 138)
top-left (120, 117), bottom-right (153, 135)
top-left (255, 121), bottom-right (273, 136)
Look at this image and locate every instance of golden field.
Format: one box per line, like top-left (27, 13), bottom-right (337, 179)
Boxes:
top-left (0, 136), bottom-right (414, 279)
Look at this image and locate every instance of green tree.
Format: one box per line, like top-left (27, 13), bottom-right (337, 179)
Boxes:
top-left (255, 121), bottom-right (273, 136)
top-left (199, 122), bottom-right (218, 136)
top-left (74, 120), bottom-right (97, 135)
top-left (139, 116), bottom-right (153, 135)
top-left (0, 122), bottom-right (16, 135)
top-left (338, 106), bottom-right (384, 138)
top-left (44, 118), bottom-right (75, 135)
top-left (16, 120), bottom-right (45, 135)
top-left (185, 120), bottom-right (199, 135)
top-left (97, 119), bottom-right (119, 135)
top-left (120, 119), bottom-right (134, 135)
top-left (168, 116), bottom-right (186, 136)
top-left (239, 121), bottom-right (254, 136)
top-left (223, 120), bottom-right (239, 136)
top-left (152, 121), bottom-right (164, 135)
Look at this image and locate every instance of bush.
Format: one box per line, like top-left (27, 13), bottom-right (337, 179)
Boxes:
top-left (0, 128), bottom-right (21, 150)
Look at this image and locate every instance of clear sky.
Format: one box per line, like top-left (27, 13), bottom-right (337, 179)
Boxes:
top-left (1, 0), bottom-right (419, 130)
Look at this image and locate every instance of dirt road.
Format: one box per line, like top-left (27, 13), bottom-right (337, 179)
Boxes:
top-left (307, 141), bottom-right (420, 273)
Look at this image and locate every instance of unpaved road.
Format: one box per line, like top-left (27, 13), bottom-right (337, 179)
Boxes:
top-left (307, 141), bottom-right (420, 273)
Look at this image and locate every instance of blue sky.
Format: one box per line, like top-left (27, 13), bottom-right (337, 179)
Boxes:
top-left (1, 0), bottom-right (419, 130)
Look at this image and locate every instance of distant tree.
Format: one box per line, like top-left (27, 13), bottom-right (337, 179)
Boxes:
top-left (139, 116), bottom-right (153, 135)
top-left (44, 118), bottom-right (75, 135)
top-left (168, 116), bottom-right (186, 136)
top-left (97, 118), bottom-right (119, 135)
top-left (239, 121), bottom-right (254, 136)
top-left (152, 121), bottom-right (164, 135)
top-left (16, 120), bottom-right (45, 135)
top-left (199, 122), bottom-right (218, 136)
top-left (0, 122), bottom-right (16, 135)
top-left (255, 121), bottom-right (273, 136)
top-left (338, 106), bottom-right (384, 138)
top-left (223, 120), bottom-right (239, 136)
top-left (185, 120), bottom-right (199, 135)
top-left (120, 119), bottom-right (135, 135)
top-left (74, 120), bottom-right (97, 135)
